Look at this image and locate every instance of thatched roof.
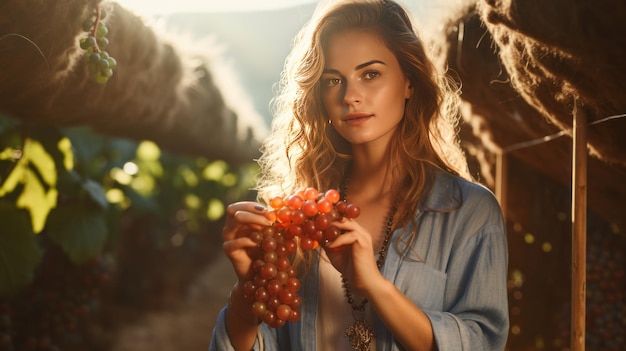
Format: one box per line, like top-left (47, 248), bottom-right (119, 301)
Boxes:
top-left (478, 0), bottom-right (626, 165)
top-left (430, 1), bottom-right (626, 229)
top-left (0, 0), bottom-right (265, 163)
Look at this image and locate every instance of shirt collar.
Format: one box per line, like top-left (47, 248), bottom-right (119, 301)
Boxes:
top-left (419, 171), bottom-right (464, 213)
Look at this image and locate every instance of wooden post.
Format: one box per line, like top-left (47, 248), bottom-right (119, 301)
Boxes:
top-left (571, 103), bottom-right (587, 351)
top-left (495, 150), bottom-right (508, 218)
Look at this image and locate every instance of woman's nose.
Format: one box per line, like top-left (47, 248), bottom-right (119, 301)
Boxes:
top-left (342, 82), bottom-right (362, 105)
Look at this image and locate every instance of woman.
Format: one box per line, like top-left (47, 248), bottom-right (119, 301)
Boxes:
top-left (210, 0), bottom-right (509, 350)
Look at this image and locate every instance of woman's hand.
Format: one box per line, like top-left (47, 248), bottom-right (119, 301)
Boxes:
top-left (323, 218), bottom-right (383, 294)
top-left (222, 201), bottom-right (274, 282)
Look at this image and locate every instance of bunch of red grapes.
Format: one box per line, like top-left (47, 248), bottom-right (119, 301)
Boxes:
top-left (242, 187), bottom-right (360, 328)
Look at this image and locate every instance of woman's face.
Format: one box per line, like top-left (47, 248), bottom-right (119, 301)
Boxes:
top-left (320, 28), bottom-right (412, 151)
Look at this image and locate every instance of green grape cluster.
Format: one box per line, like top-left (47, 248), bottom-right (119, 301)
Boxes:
top-left (79, 7), bottom-right (117, 84)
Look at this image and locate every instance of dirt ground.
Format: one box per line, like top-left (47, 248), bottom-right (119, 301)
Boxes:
top-left (108, 254), bottom-right (236, 351)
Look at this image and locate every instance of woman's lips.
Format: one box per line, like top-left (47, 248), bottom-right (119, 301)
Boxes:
top-left (342, 113), bottom-right (372, 125)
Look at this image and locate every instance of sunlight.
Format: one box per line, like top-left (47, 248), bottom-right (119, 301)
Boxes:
top-left (117, 0), bottom-right (318, 15)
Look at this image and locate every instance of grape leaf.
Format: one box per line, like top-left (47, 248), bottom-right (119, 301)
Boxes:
top-left (123, 185), bottom-right (159, 214)
top-left (16, 169), bottom-right (58, 233)
top-left (30, 126), bottom-right (75, 174)
top-left (0, 204), bottom-right (43, 299)
top-left (82, 178), bottom-right (109, 210)
top-left (0, 151), bottom-right (27, 197)
top-left (46, 205), bottom-right (108, 264)
top-left (25, 139), bottom-right (56, 186)
top-left (62, 127), bottom-right (107, 167)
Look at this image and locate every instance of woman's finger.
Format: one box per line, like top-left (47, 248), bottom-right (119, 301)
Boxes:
top-left (222, 236), bottom-right (259, 280)
top-left (223, 212), bottom-right (273, 241)
top-left (225, 201), bottom-right (267, 217)
top-left (324, 231), bottom-right (358, 248)
top-left (223, 236), bottom-right (258, 256)
top-left (222, 202), bottom-right (273, 241)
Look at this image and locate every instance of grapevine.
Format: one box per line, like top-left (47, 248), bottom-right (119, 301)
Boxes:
top-left (79, 5), bottom-right (117, 84)
top-left (242, 187), bottom-right (360, 328)
top-left (0, 238), bottom-right (110, 351)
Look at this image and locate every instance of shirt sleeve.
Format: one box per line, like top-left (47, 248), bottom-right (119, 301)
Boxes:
top-left (425, 207), bottom-right (509, 350)
top-left (208, 306), bottom-right (268, 351)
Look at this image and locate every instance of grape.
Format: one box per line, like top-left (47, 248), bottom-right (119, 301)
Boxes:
top-left (317, 198), bottom-right (332, 214)
top-left (287, 309), bottom-right (301, 323)
top-left (301, 220), bottom-right (316, 235)
top-left (277, 207), bottom-right (292, 223)
top-left (253, 275), bottom-right (267, 287)
top-left (275, 244), bottom-right (289, 257)
top-left (79, 5), bottom-right (116, 84)
top-left (269, 197), bottom-right (284, 210)
top-left (276, 257), bottom-right (291, 271)
top-left (301, 200), bottom-right (319, 217)
top-left (251, 302), bottom-right (267, 317)
top-left (345, 203), bottom-right (361, 218)
top-left (283, 240), bottom-right (297, 255)
top-left (325, 189), bottom-right (341, 204)
top-left (266, 297), bottom-right (281, 312)
top-left (249, 230), bottom-right (263, 244)
top-left (315, 213), bottom-right (331, 230)
top-left (287, 223), bottom-right (303, 238)
top-left (300, 237), bottom-right (315, 251)
top-left (276, 304), bottom-right (292, 321)
top-left (309, 229), bottom-right (323, 243)
top-left (303, 187), bottom-right (319, 201)
top-left (260, 263), bottom-right (278, 279)
top-left (254, 288), bottom-right (269, 302)
top-left (291, 294), bottom-right (302, 308)
top-left (335, 200), bottom-right (348, 214)
top-left (266, 280), bottom-right (282, 296)
top-left (242, 186), bottom-right (360, 328)
top-left (324, 226), bottom-right (341, 241)
top-left (276, 271), bottom-right (289, 284)
top-left (263, 251), bottom-right (278, 264)
top-left (291, 210), bottom-right (306, 225)
top-left (286, 195), bottom-right (304, 210)
top-left (261, 237), bottom-right (277, 252)
top-left (279, 289), bottom-right (296, 305)
top-left (261, 311), bottom-right (276, 325)
top-left (285, 277), bottom-right (301, 292)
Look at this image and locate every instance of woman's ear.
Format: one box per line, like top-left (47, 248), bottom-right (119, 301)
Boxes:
top-left (404, 80), bottom-right (413, 99)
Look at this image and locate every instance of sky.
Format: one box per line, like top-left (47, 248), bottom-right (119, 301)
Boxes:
top-left (116, 0), bottom-right (442, 17)
top-left (118, 0), bottom-right (320, 15)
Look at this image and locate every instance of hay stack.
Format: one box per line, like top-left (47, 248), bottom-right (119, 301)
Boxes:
top-left (429, 3), bottom-right (626, 230)
top-left (477, 0), bottom-right (626, 165)
top-left (0, 0), bottom-right (265, 163)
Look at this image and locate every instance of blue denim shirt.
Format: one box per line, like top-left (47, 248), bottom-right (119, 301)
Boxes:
top-left (210, 171), bottom-right (509, 350)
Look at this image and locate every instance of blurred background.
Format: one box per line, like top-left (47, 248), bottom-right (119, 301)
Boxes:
top-left (0, 0), bottom-right (624, 351)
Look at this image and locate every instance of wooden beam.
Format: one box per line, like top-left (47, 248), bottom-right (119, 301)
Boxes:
top-left (571, 103), bottom-right (587, 351)
top-left (495, 150), bottom-right (508, 218)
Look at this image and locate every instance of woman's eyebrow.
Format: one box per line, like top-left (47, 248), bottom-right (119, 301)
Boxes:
top-left (323, 60), bottom-right (386, 75)
top-left (355, 59), bottom-right (385, 70)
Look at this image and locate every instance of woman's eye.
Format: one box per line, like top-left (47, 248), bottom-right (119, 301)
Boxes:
top-left (325, 77), bottom-right (342, 87)
top-left (364, 71), bottom-right (380, 80)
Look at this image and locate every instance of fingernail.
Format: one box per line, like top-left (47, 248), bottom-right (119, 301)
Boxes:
top-left (254, 205), bottom-right (266, 211)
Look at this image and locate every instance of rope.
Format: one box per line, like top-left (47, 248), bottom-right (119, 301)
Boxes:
top-left (501, 113), bottom-right (626, 154)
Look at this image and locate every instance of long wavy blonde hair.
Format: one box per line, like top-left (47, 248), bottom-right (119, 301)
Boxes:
top-left (256, 0), bottom-right (470, 230)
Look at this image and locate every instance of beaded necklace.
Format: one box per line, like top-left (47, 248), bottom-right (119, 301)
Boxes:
top-left (340, 176), bottom-right (397, 351)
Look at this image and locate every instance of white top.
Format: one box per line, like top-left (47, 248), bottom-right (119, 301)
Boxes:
top-left (316, 250), bottom-right (376, 351)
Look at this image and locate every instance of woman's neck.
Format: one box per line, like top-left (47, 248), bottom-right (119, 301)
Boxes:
top-left (347, 153), bottom-right (400, 205)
